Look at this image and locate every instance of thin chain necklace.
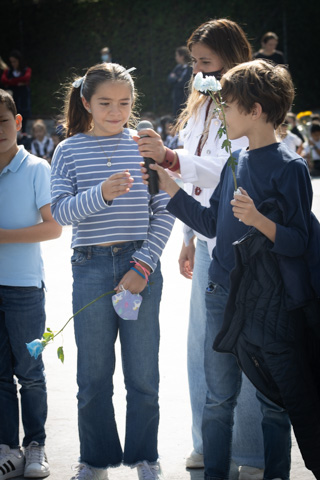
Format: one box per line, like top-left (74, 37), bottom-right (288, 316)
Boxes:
top-left (92, 130), bottom-right (123, 167)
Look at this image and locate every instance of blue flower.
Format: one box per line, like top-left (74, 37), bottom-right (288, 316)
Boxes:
top-left (26, 339), bottom-right (44, 359)
top-left (26, 290), bottom-right (116, 363)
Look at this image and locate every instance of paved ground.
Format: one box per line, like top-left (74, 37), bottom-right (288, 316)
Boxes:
top-left (16, 178), bottom-right (320, 480)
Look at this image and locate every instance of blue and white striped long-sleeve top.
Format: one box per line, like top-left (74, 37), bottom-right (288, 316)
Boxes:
top-left (50, 128), bottom-right (175, 271)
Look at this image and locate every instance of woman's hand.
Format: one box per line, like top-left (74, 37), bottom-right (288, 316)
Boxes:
top-left (178, 239), bottom-right (195, 279)
top-left (141, 163), bottom-right (180, 198)
top-left (133, 128), bottom-right (166, 164)
top-left (101, 170), bottom-right (134, 201)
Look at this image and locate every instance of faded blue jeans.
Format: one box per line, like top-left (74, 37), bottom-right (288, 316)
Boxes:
top-left (203, 281), bottom-right (291, 480)
top-left (187, 239), bottom-right (264, 464)
top-left (71, 242), bottom-right (163, 468)
top-left (0, 284), bottom-right (47, 448)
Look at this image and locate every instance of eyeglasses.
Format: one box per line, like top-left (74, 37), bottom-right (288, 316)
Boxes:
top-left (281, 122), bottom-right (289, 127)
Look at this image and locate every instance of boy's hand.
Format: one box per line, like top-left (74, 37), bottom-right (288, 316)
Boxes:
top-left (230, 187), bottom-right (260, 226)
top-left (133, 129), bottom-right (166, 164)
top-left (140, 162), bottom-right (180, 197)
top-left (102, 171), bottom-right (134, 201)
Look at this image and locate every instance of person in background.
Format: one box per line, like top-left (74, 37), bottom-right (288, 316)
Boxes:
top-left (0, 57), bottom-right (9, 89)
top-left (134, 18), bottom-right (265, 480)
top-left (0, 89), bottom-right (62, 480)
top-left (31, 119), bottom-right (55, 163)
top-left (167, 46), bottom-right (193, 119)
top-left (1, 50), bottom-right (32, 132)
top-left (100, 46), bottom-right (112, 63)
top-left (303, 122), bottom-right (320, 176)
top-left (159, 115), bottom-right (183, 150)
top-left (286, 112), bottom-right (305, 143)
top-left (253, 32), bottom-right (285, 65)
top-left (277, 117), bottom-right (302, 154)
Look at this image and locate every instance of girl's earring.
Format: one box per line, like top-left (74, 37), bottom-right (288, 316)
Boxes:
top-left (88, 109), bottom-right (91, 113)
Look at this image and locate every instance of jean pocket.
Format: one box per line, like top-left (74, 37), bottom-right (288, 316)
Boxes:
top-left (205, 281), bottom-right (219, 295)
top-left (71, 249), bottom-right (87, 266)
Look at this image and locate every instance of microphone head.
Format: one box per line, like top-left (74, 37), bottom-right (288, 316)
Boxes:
top-left (136, 120), bottom-right (154, 132)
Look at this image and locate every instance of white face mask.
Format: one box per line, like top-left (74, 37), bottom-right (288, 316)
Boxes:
top-left (101, 54), bottom-right (110, 62)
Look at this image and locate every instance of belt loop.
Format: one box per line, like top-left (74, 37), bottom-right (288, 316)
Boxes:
top-left (87, 246), bottom-right (92, 260)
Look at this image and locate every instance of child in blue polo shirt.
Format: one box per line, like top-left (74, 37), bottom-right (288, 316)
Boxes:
top-left (0, 89), bottom-right (62, 480)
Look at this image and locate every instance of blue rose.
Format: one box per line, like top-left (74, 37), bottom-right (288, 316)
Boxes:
top-left (26, 339), bottom-right (45, 359)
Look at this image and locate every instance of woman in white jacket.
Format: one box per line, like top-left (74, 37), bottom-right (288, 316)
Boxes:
top-left (135, 19), bottom-right (265, 480)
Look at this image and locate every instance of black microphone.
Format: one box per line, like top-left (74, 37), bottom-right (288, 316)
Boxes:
top-left (136, 120), bottom-right (159, 195)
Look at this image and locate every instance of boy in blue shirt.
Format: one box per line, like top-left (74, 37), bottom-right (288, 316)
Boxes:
top-left (0, 89), bottom-right (62, 479)
top-left (143, 60), bottom-right (318, 479)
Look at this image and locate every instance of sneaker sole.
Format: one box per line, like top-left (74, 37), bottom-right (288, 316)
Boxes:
top-left (24, 468), bottom-right (50, 478)
top-left (1, 467), bottom-right (25, 480)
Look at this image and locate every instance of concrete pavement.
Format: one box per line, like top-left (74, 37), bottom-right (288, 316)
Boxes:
top-left (17, 178), bottom-right (320, 479)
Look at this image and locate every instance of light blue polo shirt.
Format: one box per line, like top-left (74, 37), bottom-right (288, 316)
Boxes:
top-left (0, 146), bottom-right (51, 287)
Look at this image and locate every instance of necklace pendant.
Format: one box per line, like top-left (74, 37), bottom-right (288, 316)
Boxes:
top-left (107, 160), bottom-right (112, 167)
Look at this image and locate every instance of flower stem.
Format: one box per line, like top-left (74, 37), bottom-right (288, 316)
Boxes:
top-left (51, 290), bottom-right (115, 340)
top-left (209, 92), bottom-right (238, 191)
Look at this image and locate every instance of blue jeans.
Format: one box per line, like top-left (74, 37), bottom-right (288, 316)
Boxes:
top-left (203, 282), bottom-right (291, 480)
top-left (0, 285), bottom-right (47, 448)
top-left (188, 240), bottom-right (264, 463)
top-left (71, 242), bottom-right (163, 468)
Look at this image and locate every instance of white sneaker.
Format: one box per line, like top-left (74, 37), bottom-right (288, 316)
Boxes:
top-left (239, 465), bottom-right (264, 480)
top-left (0, 444), bottom-right (25, 479)
top-left (185, 450), bottom-right (204, 469)
top-left (136, 461), bottom-right (164, 480)
top-left (24, 441), bottom-right (50, 478)
top-left (70, 463), bottom-right (109, 480)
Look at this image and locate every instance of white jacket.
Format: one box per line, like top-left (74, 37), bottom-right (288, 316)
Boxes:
top-left (176, 97), bottom-right (248, 255)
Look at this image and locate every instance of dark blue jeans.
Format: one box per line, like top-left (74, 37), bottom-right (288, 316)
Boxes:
top-left (0, 284), bottom-right (47, 448)
top-left (203, 282), bottom-right (291, 480)
top-left (71, 242), bottom-right (163, 468)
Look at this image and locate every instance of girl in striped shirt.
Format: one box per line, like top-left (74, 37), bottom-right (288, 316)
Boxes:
top-left (51, 63), bottom-right (175, 480)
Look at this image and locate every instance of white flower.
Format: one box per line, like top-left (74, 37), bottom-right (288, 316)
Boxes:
top-left (193, 72), bottom-right (222, 93)
top-left (193, 72), bottom-right (205, 91)
top-left (203, 75), bottom-right (222, 92)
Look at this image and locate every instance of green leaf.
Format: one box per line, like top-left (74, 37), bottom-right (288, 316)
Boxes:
top-left (46, 327), bottom-right (52, 333)
top-left (57, 346), bottom-right (64, 364)
top-left (42, 332), bottom-right (54, 341)
top-left (222, 139), bottom-right (231, 150)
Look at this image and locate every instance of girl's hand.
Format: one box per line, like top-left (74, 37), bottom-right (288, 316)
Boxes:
top-left (102, 170), bottom-right (134, 201)
top-left (230, 187), bottom-right (260, 226)
top-left (141, 162), bottom-right (180, 198)
top-left (133, 129), bottom-right (166, 164)
top-left (115, 269), bottom-right (148, 294)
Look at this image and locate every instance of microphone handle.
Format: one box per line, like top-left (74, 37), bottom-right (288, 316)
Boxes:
top-left (144, 157), bottom-right (159, 195)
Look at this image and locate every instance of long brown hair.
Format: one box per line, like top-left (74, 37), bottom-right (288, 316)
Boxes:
top-left (63, 63), bottom-right (139, 138)
top-left (176, 18), bottom-right (252, 132)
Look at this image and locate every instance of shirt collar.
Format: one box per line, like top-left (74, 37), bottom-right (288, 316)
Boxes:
top-left (0, 146), bottom-right (28, 176)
